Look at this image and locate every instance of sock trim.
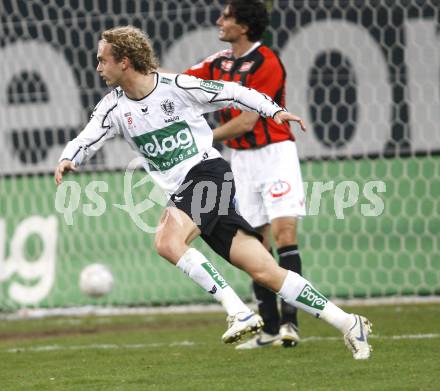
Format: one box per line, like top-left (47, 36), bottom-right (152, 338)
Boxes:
top-left (277, 245), bottom-right (299, 257)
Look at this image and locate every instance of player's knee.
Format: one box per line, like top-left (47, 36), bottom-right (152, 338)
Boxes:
top-left (251, 269), bottom-right (271, 288)
top-left (273, 225), bottom-right (297, 247)
top-left (154, 234), bottom-right (176, 261)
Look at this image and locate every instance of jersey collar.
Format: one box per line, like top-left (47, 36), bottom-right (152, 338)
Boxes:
top-left (237, 41), bottom-right (262, 59)
top-left (125, 72), bottom-right (159, 102)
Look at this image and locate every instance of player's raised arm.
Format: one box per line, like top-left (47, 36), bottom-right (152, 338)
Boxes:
top-left (224, 82), bottom-right (307, 132)
top-left (175, 74), bottom-right (306, 133)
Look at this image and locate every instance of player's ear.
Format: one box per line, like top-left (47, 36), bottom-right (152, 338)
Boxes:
top-left (121, 56), bottom-right (130, 70)
top-left (239, 24), bottom-right (249, 37)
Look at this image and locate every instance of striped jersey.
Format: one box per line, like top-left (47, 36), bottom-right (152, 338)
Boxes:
top-left (185, 43), bottom-right (293, 149)
top-left (59, 72), bottom-right (285, 195)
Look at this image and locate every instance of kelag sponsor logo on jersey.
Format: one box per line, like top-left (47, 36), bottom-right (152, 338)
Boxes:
top-left (132, 121), bottom-right (198, 171)
top-left (200, 80), bottom-right (224, 92)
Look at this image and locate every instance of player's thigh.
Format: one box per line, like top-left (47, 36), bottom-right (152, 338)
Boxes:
top-left (261, 144), bottom-right (306, 222)
top-left (234, 180), bottom-right (267, 228)
top-left (231, 152), bottom-right (268, 228)
top-left (154, 207), bottom-right (201, 263)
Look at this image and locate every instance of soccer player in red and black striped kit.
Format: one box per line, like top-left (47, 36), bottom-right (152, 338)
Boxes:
top-left (185, 0), bottom-right (306, 349)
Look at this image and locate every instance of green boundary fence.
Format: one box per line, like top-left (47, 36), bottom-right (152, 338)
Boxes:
top-left (1, 156), bottom-right (439, 310)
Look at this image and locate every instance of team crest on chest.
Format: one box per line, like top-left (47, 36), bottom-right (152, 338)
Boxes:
top-left (160, 99), bottom-right (175, 116)
top-left (239, 61), bottom-right (254, 72)
top-left (221, 60), bottom-right (233, 72)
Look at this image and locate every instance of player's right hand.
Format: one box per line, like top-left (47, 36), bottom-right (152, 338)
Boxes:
top-left (274, 111), bottom-right (306, 132)
top-left (54, 160), bottom-right (76, 186)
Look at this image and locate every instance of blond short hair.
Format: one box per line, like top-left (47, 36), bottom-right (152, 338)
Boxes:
top-left (101, 26), bottom-right (158, 74)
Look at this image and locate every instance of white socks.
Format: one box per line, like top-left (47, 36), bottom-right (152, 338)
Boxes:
top-left (320, 301), bottom-right (354, 333)
top-left (177, 248), bottom-right (250, 316)
top-left (278, 271), bottom-right (353, 333)
top-left (177, 251), bottom-right (354, 332)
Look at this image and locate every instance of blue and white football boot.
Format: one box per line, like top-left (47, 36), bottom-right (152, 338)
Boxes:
top-left (222, 312), bottom-right (264, 344)
top-left (344, 314), bottom-right (373, 359)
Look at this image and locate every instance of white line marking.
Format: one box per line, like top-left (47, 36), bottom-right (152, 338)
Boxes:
top-left (5, 340), bottom-right (197, 353)
top-left (2, 296), bottom-right (439, 320)
top-left (4, 333), bottom-right (439, 353)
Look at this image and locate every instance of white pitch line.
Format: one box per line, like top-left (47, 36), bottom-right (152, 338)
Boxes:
top-left (5, 340), bottom-right (198, 353)
top-left (3, 296), bottom-right (440, 320)
top-left (3, 333), bottom-right (439, 353)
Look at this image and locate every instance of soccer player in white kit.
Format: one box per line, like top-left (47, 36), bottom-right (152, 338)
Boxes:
top-left (54, 26), bottom-right (372, 359)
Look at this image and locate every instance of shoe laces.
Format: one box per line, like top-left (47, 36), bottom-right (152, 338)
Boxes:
top-left (226, 315), bottom-right (235, 328)
top-left (226, 311), bottom-right (251, 327)
top-left (282, 322), bottom-right (298, 332)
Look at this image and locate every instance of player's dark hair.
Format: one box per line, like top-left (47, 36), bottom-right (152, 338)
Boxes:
top-left (227, 0), bottom-right (269, 42)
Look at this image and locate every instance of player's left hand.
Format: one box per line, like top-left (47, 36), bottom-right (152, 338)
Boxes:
top-left (274, 111), bottom-right (306, 132)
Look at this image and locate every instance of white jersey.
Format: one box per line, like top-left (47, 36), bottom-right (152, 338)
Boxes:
top-left (59, 72), bottom-right (285, 195)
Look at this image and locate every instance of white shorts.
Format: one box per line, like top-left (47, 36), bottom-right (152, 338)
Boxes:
top-left (230, 140), bottom-right (306, 228)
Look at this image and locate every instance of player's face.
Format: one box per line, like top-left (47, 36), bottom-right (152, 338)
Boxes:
top-left (96, 41), bottom-right (124, 87)
top-left (216, 6), bottom-right (247, 43)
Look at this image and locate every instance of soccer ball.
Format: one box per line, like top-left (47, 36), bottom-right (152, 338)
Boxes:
top-left (79, 263), bottom-right (114, 298)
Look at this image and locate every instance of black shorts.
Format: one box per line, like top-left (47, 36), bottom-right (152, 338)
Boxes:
top-left (168, 158), bottom-right (262, 261)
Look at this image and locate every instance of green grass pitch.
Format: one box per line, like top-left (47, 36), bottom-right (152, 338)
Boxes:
top-left (0, 303), bottom-right (438, 390)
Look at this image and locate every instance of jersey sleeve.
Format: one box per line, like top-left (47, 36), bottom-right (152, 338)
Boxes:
top-left (175, 74), bottom-right (285, 118)
top-left (58, 90), bottom-right (120, 166)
